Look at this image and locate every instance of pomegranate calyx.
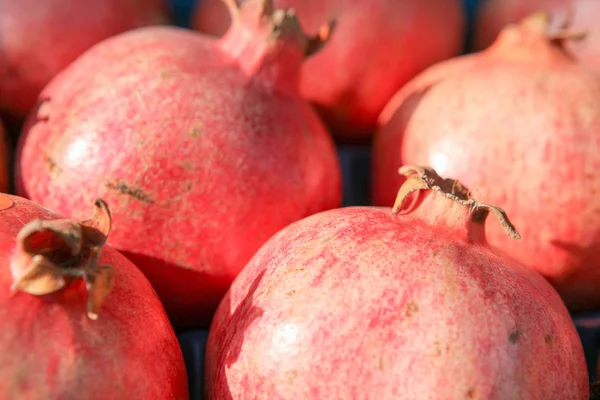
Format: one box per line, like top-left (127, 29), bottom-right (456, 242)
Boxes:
top-left (493, 11), bottom-right (587, 56)
top-left (10, 198), bottom-right (115, 320)
top-left (266, 8), bottom-right (335, 58)
top-left (304, 19), bottom-right (336, 58)
top-left (229, 0), bottom-right (335, 58)
top-left (392, 166), bottom-right (520, 240)
top-left (523, 11), bottom-right (587, 46)
top-left (547, 6), bottom-right (587, 45)
top-left (547, 27), bottom-right (587, 45)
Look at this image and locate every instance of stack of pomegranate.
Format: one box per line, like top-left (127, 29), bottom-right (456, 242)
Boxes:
top-left (1, 0), bottom-right (599, 398)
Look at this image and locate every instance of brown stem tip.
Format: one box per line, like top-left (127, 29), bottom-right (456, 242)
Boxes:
top-left (305, 19), bottom-right (336, 57)
top-left (10, 199), bottom-right (115, 320)
top-left (548, 7), bottom-right (587, 44)
top-left (226, 0), bottom-right (336, 58)
top-left (392, 166), bottom-right (521, 240)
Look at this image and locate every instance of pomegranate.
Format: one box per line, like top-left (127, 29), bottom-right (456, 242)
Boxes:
top-left (192, 0), bottom-right (466, 141)
top-left (0, 120), bottom-right (7, 193)
top-left (0, 0), bottom-right (169, 119)
top-left (0, 194), bottom-right (188, 399)
top-left (16, 0), bottom-right (342, 329)
top-left (373, 13), bottom-right (600, 311)
top-left (474, 0), bottom-right (600, 71)
top-left (205, 165), bottom-right (588, 399)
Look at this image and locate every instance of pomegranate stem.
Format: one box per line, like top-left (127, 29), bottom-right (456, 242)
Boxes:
top-left (10, 198), bottom-right (115, 320)
top-left (392, 166), bottom-right (521, 240)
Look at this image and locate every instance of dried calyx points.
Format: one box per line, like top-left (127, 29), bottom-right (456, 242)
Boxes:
top-left (225, 0), bottom-right (335, 57)
top-left (10, 199), bottom-right (115, 320)
top-left (518, 11), bottom-right (587, 46)
top-left (392, 165), bottom-right (521, 240)
top-left (273, 9), bottom-right (335, 57)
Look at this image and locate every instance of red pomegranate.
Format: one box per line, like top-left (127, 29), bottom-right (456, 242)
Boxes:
top-left (205, 166), bottom-right (588, 399)
top-left (192, 0), bottom-right (466, 141)
top-left (16, 0), bottom-right (342, 329)
top-left (373, 13), bottom-right (600, 311)
top-left (0, 121), bottom-right (7, 193)
top-left (474, 0), bottom-right (600, 69)
top-left (0, 0), bottom-right (169, 119)
top-left (0, 194), bottom-right (188, 399)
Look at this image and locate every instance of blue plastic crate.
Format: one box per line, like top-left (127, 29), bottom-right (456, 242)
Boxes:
top-left (574, 312), bottom-right (600, 383)
top-left (169, 0), bottom-right (196, 28)
top-left (178, 330), bottom-right (210, 400)
top-left (337, 146), bottom-right (372, 206)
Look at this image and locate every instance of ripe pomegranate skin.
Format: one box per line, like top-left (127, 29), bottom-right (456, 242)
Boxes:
top-left (0, 194), bottom-right (188, 400)
top-left (373, 14), bottom-right (600, 312)
top-left (192, 0), bottom-right (466, 141)
top-left (15, 0), bottom-right (342, 329)
top-left (474, 0), bottom-right (600, 70)
top-left (0, 0), bottom-right (169, 119)
top-left (205, 166), bottom-right (588, 400)
top-left (0, 121), bottom-right (7, 193)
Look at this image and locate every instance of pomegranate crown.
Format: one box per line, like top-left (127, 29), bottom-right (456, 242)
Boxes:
top-left (223, 0), bottom-right (335, 57)
top-left (10, 199), bottom-right (115, 320)
top-left (494, 9), bottom-right (587, 51)
top-left (392, 166), bottom-right (520, 240)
